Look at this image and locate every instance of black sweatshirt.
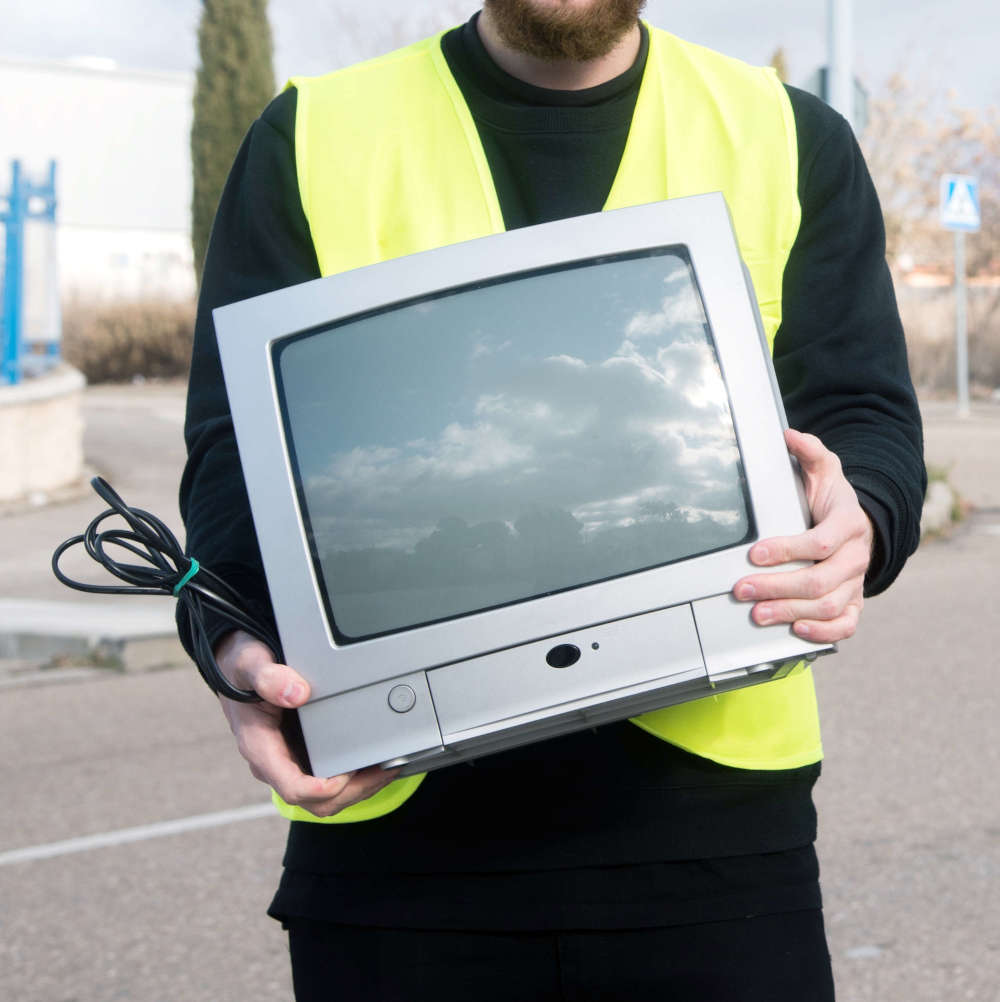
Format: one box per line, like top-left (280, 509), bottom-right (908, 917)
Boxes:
top-left (181, 19), bottom-right (925, 930)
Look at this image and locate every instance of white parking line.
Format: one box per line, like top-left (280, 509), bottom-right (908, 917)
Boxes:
top-left (0, 803), bottom-right (276, 867)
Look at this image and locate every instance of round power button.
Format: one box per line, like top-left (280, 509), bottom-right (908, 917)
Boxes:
top-left (388, 684), bottom-right (417, 714)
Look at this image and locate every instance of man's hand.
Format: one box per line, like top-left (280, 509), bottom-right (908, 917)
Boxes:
top-left (733, 428), bottom-right (874, 644)
top-left (214, 630), bottom-right (399, 817)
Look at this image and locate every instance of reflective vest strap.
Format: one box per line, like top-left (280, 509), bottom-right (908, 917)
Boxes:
top-left (288, 33), bottom-right (503, 278)
top-left (605, 29), bottom-right (800, 347)
top-left (602, 31), bottom-right (818, 773)
top-left (632, 663), bottom-right (823, 771)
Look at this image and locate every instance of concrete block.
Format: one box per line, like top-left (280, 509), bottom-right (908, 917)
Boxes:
top-left (0, 364), bottom-right (85, 503)
top-left (921, 480), bottom-right (956, 536)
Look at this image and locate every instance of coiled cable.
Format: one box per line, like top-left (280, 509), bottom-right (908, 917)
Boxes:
top-left (51, 476), bottom-right (273, 702)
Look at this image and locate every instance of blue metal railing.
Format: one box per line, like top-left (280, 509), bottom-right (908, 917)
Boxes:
top-left (1, 159), bottom-right (59, 385)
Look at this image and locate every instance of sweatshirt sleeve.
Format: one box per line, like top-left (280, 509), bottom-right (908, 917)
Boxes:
top-left (776, 86), bottom-right (926, 596)
top-left (178, 87), bottom-right (318, 655)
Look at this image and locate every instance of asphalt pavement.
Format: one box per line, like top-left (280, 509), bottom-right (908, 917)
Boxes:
top-left (1, 383), bottom-right (998, 1001)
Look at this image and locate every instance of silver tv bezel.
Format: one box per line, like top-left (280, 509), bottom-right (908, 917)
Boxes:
top-left (215, 193), bottom-right (831, 778)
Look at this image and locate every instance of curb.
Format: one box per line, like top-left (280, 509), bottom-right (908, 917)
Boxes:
top-left (0, 598), bottom-right (187, 673)
top-left (0, 662), bottom-right (111, 691)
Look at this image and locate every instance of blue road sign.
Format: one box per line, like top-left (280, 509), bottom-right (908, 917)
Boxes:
top-left (940, 174), bottom-right (981, 232)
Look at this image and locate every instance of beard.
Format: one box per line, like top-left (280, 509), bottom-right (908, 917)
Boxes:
top-left (483, 0), bottom-right (647, 62)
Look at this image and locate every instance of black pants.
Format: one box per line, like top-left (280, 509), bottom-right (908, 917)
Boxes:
top-left (287, 909), bottom-right (835, 1001)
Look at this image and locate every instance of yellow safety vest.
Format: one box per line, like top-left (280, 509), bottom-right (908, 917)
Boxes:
top-left (276, 24), bottom-right (822, 824)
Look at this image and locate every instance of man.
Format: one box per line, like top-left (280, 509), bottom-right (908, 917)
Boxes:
top-left (181, 2), bottom-right (925, 998)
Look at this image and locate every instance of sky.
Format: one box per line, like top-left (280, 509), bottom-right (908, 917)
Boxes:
top-left (1, 0), bottom-right (998, 112)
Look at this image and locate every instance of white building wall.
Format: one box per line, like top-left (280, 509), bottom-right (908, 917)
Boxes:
top-left (0, 56), bottom-right (195, 303)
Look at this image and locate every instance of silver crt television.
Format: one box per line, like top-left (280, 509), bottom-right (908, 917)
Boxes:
top-left (214, 193), bottom-right (834, 780)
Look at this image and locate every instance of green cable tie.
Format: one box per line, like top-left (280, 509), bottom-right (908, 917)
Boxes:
top-left (173, 558), bottom-right (201, 596)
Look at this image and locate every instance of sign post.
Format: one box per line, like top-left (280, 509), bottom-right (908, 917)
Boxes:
top-left (939, 174), bottom-right (981, 417)
top-left (827, 0), bottom-right (855, 127)
top-left (1, 159), bottom-right (59, 386)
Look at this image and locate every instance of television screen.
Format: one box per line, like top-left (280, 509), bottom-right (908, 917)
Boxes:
top-left (276, 248), bottom-right (752, 643)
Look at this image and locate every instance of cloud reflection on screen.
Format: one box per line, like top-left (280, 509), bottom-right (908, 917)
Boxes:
top-left (277, 250), bottom-right (751, 640)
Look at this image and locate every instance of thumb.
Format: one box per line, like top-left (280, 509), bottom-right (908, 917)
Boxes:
top-left (216, 631), bottom-right (311, 708)
top-left (249, 660), bottom-right (312, 709)
top-left (784, 427), bottom-right (834, 474)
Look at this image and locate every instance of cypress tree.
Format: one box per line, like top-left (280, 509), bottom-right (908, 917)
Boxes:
top-left (190, 0), bottom-right (276, 279)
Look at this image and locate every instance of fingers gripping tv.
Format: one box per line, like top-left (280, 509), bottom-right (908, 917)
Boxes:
top-left (214, 193), bottom-right (834, 779)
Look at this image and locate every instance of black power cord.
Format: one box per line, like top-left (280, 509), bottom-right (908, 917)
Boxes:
top-left (51, 476), bottom-right (275, 703)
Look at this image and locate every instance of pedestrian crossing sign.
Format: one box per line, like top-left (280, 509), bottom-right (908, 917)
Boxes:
top-left (940, 174), bottom-right (980, 231)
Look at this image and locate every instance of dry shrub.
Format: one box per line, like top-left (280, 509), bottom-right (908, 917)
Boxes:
top-left (62, 298), bottom-right (195, 383)
top-left (897, 283), bottom-right (1000, 395)
top-left (861, 75), bottom-right (1000, 397)
top-left (861, 77), bottom-right (1000, 276)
